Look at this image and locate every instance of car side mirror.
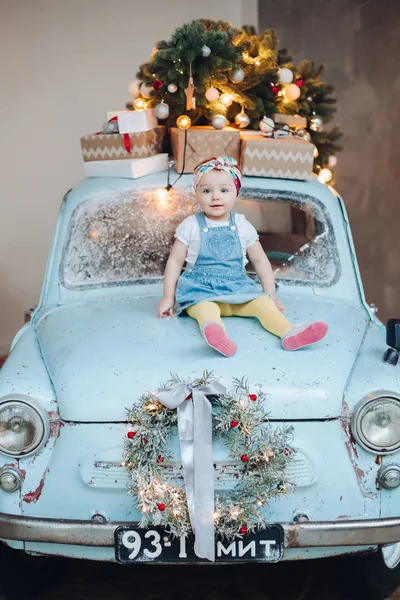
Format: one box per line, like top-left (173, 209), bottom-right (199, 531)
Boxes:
top-left (383, 319), bottom-right (400, 366)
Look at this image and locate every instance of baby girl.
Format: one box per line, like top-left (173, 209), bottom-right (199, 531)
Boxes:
top-left (158, 156), bottom-right (327, 357)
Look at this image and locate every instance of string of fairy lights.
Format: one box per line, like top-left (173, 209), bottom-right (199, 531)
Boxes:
top-left (122, 374), bottom-right (296, 539)
top-left (128, 48), bottom-right (337, 184)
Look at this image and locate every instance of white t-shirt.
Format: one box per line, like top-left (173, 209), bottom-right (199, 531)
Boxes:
top-left (175, 213), bottom-right (259, 266)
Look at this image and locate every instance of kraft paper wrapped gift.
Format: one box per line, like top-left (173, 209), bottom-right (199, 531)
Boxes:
top-left (106, 108), bottom-right (157, 134)
top-left (240, 133), bottom-right (314, 180)
top-left (80, 127), bottom-right (165, 162)
top-left (272, 113), bottom-right (307, 129)
top-left (84, 153), bottom-right (169, 179)
top-left (170, 126), bottom-right (240, 173)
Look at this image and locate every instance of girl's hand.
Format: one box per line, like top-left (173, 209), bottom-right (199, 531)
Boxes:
top-left (270, 293), bottom-right (285, 313)
top-left (158, 296), bottom-right (175, 318)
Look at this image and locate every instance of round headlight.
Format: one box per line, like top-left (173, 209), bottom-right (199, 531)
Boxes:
top-left (0, 399), bottom-right (47, 457)
top-left (351, 392), bottom-right (400, 454)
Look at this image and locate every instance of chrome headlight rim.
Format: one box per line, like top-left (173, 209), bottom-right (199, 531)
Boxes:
top-left (0, 394), bottom-right (50, 458)
top-left (351, 391), bottom-right (400, 455)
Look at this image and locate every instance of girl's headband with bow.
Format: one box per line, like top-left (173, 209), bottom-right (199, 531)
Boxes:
top-left (193, 156), bottom-right (242, 195)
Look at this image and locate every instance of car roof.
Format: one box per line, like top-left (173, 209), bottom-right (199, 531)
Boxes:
top-left (64, 173), bottom-right (340, 213)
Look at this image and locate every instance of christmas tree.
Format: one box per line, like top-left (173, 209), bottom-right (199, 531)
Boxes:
top-left (130, 19), bottom-right (342, 180)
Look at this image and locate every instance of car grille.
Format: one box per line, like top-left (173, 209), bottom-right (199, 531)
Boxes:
top-left (82, 450), bottom-right (316, 490)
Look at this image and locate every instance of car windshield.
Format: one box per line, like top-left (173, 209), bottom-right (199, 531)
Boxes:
top-left (61, 187), bottom-right (340, 290)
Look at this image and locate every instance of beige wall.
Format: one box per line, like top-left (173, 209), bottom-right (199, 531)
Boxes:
top-left (0, 0), bottom-right (258, 354)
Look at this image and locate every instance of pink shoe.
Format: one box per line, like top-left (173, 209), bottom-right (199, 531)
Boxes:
top-left (202, 322), bottom-right (237, 357)
top-left (281, 322), bottom-right (328, 351)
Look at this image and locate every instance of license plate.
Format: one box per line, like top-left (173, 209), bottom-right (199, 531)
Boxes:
top-left (115, 525), bottom-right (283, 563)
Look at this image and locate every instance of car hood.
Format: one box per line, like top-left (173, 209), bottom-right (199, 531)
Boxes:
top-left (36, 296), bottom-right (368, 421)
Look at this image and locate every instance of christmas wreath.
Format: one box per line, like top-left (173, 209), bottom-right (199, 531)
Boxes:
top-left (124, 372), bottom-right (295, 540)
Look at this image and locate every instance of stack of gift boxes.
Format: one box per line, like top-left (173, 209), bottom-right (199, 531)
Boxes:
top-left (81, 111), bottom-right (315, 181)
top-left (81, 108), bottom-right (168, 179)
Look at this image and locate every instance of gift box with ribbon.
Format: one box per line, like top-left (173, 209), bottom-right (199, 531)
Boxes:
top-left (80, 126), bottom-right (165, 162)
top-left (170, 126), bottom-right (240, 173)
top-left (107, 108), bottom-right (158, 134)
top-left (240, 132), bottom-right (314, 180)
top-left (84, 153), bottom-right (169, 179)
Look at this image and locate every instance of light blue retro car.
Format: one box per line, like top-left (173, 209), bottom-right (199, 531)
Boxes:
top-left (1, 173), bottom-right (400, 599)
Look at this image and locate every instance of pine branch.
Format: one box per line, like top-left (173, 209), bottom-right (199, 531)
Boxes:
top-left (132, 19), bottom-right (343, 164)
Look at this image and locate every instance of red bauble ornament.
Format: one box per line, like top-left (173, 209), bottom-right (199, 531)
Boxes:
top-left (152, 79), bottom-right (163, 90)
top-left (239, 525), bottom-right (247, 534)
top-left (231, 420), bottom-right (239, 428)
top-left (142, 438), bottom-right (147, 445)
top-left (271, 85), bottom-right (279, 95)
top-left (249, 394), bottom-right (257, 401)
top-left (296, 78), bottom-right (304, 87)
top-left (157, 503), bottom-right (166, 511)
top-left (157, 455), bottom-right (164, 463)
top-left (127, 431), bottom-right (136, 439)
top-left (185, 393), bottom-right (192, 400)
top-left (241, 454), bottom-right (249, 462)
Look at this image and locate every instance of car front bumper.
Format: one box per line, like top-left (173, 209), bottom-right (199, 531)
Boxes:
top-left (1, 512), bottom-right (400, 548)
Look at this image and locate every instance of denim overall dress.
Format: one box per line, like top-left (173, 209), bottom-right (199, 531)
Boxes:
top-left (175, 212), bottom-right (265, 315)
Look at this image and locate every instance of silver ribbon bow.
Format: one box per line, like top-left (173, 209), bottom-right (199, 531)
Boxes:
top-left (156, 379), bottom-right (226, 562)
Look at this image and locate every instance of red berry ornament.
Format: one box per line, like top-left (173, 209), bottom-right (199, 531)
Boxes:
top-left (296, 78), bottom-right (304, 87)
top-left (152, 79), bottom-right (163, 90)
top-left (239, 525), bottom-right (247, 534)
top-left (249, 394), bottom-right (257, 401)
top-left (157, 503), bottom-right (166, 511)
top-left (241, 454), bottom-right (249, 462)
top-left (271, 85), bottom-right (279, 95)
top-left (284, 447), bottom-right (292, 456)
top-left (231, 420), bottom-right (239, 428)
top-left (157, 455), bottom-right (164, 463)
top-left (142, 438), bottom-right (147, 445)
top-left (127, 431), bottom-right (136, 439)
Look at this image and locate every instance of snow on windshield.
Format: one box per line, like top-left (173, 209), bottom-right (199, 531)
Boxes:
top-left (61, 187), bottom-right (339, 289)
top-left (62, 188), bottom-right (194, 288)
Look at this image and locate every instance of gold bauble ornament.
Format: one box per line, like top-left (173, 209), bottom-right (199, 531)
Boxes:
top-left (234, 109), bottom-right (250, 129)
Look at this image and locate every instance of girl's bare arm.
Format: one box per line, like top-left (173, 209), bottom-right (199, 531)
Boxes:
top-left (247, 242), bottom-right (285, 312)
top-left (158, 240), bottom-right (188, 317)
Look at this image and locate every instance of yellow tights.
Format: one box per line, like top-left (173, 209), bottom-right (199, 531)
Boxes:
top-left (186, 297), bottom-right (292, 339)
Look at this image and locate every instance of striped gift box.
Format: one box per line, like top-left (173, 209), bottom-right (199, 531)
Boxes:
top-left (240, 133), bottom-right (314, 180)
top-left (80, 126), bottom-right (165, 162)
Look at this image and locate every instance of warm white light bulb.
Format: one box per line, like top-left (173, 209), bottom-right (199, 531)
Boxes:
top-left (220, 93), bottom-right (233, 107)
top-left (156, 188), bottom-right (168, 201)
top-left (318, 168), bottom-right (333, 183)
top-left (133, 97), bottom-right (146, 111)
top-left (156, 189), bottom-right (169, 209)
top-left (176, 115), bottom-right (191, 130)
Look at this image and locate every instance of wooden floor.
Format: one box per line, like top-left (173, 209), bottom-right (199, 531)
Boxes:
top-left (1, 556), bottom-right (400, 600)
